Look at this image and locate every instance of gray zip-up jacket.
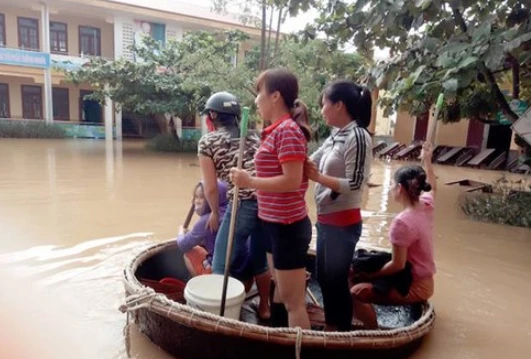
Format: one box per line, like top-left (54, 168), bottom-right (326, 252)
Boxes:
top-left (310, 121), bottom-right (372, 215)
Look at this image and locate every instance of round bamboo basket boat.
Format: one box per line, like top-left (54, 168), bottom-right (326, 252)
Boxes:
top-left (121, 240), bottom-right (435, 359)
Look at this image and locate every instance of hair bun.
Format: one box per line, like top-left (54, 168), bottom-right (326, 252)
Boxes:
top-left (422, 182), bottom-right (432, 192)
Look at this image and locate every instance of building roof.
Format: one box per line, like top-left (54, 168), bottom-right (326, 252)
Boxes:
top-left (109, 0), bottom-right (260, 32)
top-left (111, 0), bottom-right (245, 25)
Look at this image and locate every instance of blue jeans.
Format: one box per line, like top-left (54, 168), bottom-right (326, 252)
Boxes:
top-left (212, 200), bottom-right (268, 277)
top-left (316, 222), bottom-right (362, 331)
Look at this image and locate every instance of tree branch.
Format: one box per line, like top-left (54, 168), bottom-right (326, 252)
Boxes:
top-left (507, 53), bottom-right (520, 99)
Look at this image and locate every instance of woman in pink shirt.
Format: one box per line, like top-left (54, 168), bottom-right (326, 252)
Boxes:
top-left (351, 142), bottom-right (436, 329)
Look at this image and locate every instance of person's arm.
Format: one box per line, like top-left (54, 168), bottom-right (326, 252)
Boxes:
top-left (198, 136), bottom-right (221, 231)
top-left (312, 129), bottom-right (370, 193)
top-left (199, 156), bottom-right (220, 215)
top-left (309, 140), bottom-right (327, 167)
top-left (249, 161), bottom-right (303, 192)
top-left (176, 216), bottom-right (208, 253)
top-left (370, 244), bottom-right (408, 278)
top-left (232, 126), bottom-right (306, 192)
top-left (368, 218), bottom-right (413, 279)
top-left (421, 142), bottom-right (437, 194)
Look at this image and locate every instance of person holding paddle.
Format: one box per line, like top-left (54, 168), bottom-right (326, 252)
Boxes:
top-left (198, 91), bottom-right (271, 320)
top-left (176, 180), bottom-right (252, 283)
top-left (231, 68), bottom-right (312, 329)
top-left (304, 80), bottom-right (373, 332)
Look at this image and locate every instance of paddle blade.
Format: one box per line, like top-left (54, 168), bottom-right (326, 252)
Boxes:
top-left (435, 93), bottom-right (444, 111)
top-left (240, 107), bottom-right (250, 137)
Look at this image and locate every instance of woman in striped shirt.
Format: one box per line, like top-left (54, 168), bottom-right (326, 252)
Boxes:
top-left (305, 80), bottom-right (372, 331)
top-left (231, 68), bottom-right (312, 329)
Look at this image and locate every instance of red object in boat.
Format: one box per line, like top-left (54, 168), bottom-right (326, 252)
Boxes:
top-left (139, 277), bottom-right (187, 303)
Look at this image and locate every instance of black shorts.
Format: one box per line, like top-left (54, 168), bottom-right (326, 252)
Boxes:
top-left (262, 216), bottom-right (312, 270)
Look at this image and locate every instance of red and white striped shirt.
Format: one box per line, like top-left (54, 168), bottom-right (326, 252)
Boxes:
top-left (255, 115), bottom-right (308, 224)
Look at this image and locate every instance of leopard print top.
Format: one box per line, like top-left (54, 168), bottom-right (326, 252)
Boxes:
top-left (198, 127), bottom-right (260, 201)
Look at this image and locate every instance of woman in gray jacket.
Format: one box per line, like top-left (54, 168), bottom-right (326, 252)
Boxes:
top-left (305, 80), bottom-right (372, 331)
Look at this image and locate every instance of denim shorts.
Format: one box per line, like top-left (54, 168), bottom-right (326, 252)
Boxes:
top-left (262, 216), bottom-right (312, 270)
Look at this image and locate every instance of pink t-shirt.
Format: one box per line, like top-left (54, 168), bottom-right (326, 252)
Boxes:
top-left (389, 192), bottom-right (436, 280)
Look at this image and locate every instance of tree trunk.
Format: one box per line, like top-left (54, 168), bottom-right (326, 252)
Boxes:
top-left (273, 8), bottom-right (285, 62)
top-left (510, 56), bottom-right (520, 99)
top-left (259, 0), bottom-right (267, 71)
top-left (154, 114), bottom-right (169, 134)
top-left (265, 6), bottom-right (274, 68)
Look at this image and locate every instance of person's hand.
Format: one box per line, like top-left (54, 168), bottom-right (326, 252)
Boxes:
top-left (350, 282), bottom-right (374, 297)
top-left (206, 211), bottom-right (219, 232)
top-left (421, 142), bottom-right (433, 163)
top-left (230, 168), bottom-right (253, 188)
top-left (178, 225), bottom-right (189, 236)
top-left (304, 158), bottom-right (320, 182)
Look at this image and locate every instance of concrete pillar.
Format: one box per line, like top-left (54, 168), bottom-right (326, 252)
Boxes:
top-left (41, 2), bottom-right (53, 124)
top-left (201, 114), bottom-right (207, 136)
top-left (112, 16), bottom-right (123, 140)
top-left (176, 116), bottom-right (182, 139)
top-left (115, 109), bottom-right (122, 140)
top-left (104, 96), bottom-right (114, 140)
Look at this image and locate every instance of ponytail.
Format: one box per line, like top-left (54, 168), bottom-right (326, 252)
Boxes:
top-left (322, 80), bottom-right (373, 129)
top-left (356, 86), bottom-right (372, 129)
top-left (291, 99), bottom-right (312, 141)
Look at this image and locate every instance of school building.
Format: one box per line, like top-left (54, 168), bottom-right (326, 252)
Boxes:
top-left (390, 84), bottom-right (525, 153)
top-left (0, 0), bottom-right (260, 139)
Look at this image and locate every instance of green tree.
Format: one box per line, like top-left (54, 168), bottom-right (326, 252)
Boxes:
top-left (66, 28), bottom-right (370, 139)
top-left (66, 30), bottom-right (252, 133)
top-left (211, 0), bottom-right (316, 69)
top-left (312, 0), bottom-right (531, 129)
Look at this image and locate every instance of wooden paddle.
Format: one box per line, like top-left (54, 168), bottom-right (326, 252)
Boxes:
top-left (183, 203), bottom-right (195, 230)
top-left (220, 106), bottom-right (250, 317)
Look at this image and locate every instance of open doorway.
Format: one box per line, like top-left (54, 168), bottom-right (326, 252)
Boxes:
top-left (79, 90), bottom-right (102, 123)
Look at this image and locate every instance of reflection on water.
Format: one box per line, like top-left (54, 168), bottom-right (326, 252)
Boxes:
top-left (0, 139), bottom-right (530, 358)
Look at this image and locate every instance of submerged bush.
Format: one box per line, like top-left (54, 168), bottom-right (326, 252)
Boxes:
top-left (0, 121), bottom-right (66, 139)
top-left (146, 133), bottom-right (198, 153)
top-left (461, 177), bottom-right (531, 228)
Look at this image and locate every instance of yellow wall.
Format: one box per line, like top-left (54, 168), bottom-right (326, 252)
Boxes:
top-left (394, 110), bottom-right (415, 144)
top-left (434, 119), bottom-right (469, 147)
top-left (1, 6), bottom-right (114, 58)
top-left (0, 74), bottom-right (92, 121)
top-left (394, 109), bottom-right (469, 147)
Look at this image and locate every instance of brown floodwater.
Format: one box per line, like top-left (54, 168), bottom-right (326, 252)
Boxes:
top-left (0, 139), bottom-right (530, 359)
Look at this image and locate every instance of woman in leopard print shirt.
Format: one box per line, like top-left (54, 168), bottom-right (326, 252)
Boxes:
top-left (198, 91), bottom-right (271, 320)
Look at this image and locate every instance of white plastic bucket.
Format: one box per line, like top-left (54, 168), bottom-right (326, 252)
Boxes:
top-left (184, 274), bottom-right (245, 320)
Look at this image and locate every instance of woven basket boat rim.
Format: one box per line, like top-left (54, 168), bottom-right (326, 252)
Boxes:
top-left (123, 240), bottom-right (436, 347)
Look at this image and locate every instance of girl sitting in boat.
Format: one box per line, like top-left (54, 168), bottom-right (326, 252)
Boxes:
top-left (351, 142), bottom-right (436, 329)
top-left (176, 180), bottom-right (251, 282)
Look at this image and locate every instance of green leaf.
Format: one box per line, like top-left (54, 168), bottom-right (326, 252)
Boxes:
top-left (410, 65), bottom-right (426, 83)
top-left (443, 78), bottom-right (458, 92)
top-left (471, 19), bottom-right (492, 43)
top-left (457, 56), bottom-right (478, 69)
top-left (504, 32), bottom-right (531, 52)
top-left (441, 41), bottom-right (470, 55)
top-left (435, 53), bottom-right (457, 68)
top-left (483, 44), bottom-right (506, 71)
top-left (414, 0), bottom-right (432, 10)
